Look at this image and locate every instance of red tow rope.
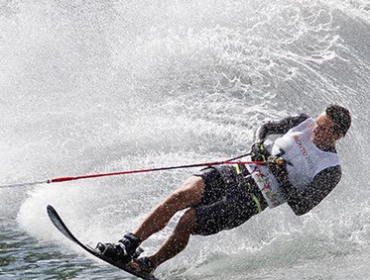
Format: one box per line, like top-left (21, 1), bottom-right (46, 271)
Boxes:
top-left (0, 156), bottom-right (264, 189)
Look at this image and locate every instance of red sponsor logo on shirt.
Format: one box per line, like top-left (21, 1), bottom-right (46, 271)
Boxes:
top-left (294, 135), bottom-right (308, 157)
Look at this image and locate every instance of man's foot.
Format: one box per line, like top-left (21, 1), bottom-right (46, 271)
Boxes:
top-left (129, 257), bottom-right (156, 274)
top-left (95, 233), bottom-right (142, 264)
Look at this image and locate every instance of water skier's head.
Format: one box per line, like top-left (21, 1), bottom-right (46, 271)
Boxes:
top-left (313, 104), bottom-right (351, 146)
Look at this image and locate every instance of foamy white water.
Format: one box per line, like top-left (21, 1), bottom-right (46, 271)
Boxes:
top-left (1, 0), bottom-right (370, 279)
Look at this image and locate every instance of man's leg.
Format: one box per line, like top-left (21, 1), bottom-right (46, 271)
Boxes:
top-left (132, 166), bottom-right (268, 272)
top-left (148, 208), bottom-right (196, 269)
top-left (96, 176), bottom-right (204, 262)
top-left (133, 176), bottom-right (203, 242)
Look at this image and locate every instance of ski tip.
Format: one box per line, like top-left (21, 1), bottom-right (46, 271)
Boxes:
top-left (46, 205), bottom-right (57, 217)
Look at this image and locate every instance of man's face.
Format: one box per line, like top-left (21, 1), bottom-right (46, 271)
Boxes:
top-left (312, 112), bottom-right (340, 143)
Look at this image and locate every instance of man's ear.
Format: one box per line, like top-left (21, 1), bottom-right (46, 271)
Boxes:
top-left (335, 133), bottom-right (343, 141)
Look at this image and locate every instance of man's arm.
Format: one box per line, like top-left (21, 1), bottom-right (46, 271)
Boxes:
top-left (282, 166), bottom-right (342, 216)
top-left (254, 113), bottom-right (309, 142)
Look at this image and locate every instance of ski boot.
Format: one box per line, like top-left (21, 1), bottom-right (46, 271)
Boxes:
top-left (95, 232), bottom-right (143, 264)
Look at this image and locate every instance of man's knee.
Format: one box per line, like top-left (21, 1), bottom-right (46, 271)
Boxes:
top-left (180, 176), bottom-right (204, 193)
top-left (167, 176), bottom-right (204, 207)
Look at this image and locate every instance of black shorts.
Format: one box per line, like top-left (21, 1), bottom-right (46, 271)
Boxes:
top-left (192, 165), bottom-right (267, 236)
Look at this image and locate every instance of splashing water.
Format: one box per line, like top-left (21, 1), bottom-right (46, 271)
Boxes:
top-left (1, 0), bottom-right (370, 279)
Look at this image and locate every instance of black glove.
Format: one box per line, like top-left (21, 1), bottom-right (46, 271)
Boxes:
top-left (250, 141), bottom-right (269, 162)
top-left (267, 154), bottom-right (293, 186)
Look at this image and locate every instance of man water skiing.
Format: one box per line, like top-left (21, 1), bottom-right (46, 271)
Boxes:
top-left (96, 104), bottom-right (351, 275)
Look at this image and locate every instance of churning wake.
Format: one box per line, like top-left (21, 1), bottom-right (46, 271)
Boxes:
top-left (1, 0), bottom-right (370, 279)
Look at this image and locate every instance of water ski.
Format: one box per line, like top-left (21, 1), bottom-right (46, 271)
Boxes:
top-left (46, 205), bottom-right (158, 280)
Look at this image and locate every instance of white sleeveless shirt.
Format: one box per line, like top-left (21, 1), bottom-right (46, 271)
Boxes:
top-left (246, 118), bottom-right (340, 208)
